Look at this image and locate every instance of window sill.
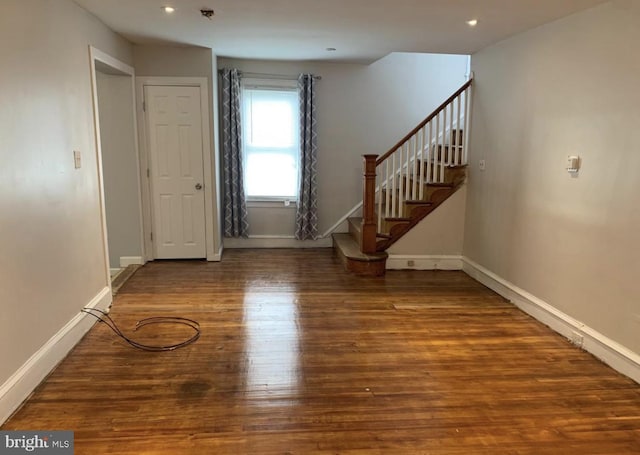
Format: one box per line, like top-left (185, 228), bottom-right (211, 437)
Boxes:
top-left (246, 199), bottom-right (297, 209)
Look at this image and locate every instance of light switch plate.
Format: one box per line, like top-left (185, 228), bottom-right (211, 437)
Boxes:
top-left (73, 150), bottom-right (81, 169)
top-left (567, 155), bottom-right (580, 173)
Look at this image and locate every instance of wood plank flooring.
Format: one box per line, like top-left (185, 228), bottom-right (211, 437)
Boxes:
top-left (3, 249), bottom-right (640, 454)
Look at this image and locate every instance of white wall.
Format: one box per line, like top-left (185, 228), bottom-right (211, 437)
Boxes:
top-left (464, 1), bottom-right (640, 356)
top-left (0, 0), bottom-right (132, 390)
top-left (218, 53), bottom-right (468, 243)
top-left (388, 186), bottom-right (467, 258)
top-left (96, 72), bottom-right (142, 268)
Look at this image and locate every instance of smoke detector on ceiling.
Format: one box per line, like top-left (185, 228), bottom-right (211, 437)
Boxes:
top-left (200, 8), bottom-right (214, 20)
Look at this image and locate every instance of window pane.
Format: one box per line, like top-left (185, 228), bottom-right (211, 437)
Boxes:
top-left (245, 152), bottom-right (298, 198)
top-left (245, 90), bottom-right (297, 148)
top-left (242, 85), bottom-right (300, 199)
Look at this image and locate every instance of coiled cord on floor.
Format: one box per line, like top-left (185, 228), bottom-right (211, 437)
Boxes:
top-left (82, 308), bottom-right (200, 352)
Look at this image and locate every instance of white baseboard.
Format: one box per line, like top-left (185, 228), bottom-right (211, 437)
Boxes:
top-left (224, 236), bottom-right (333, 249)
top-left (119, 256), bottom-right (144, 268)
top-left (462, 257), bottom-right (640, 384)
top-left (0, 287), bottom-right (112, 425)
top-left (386, 255), bottom-right (463, 270)
top-left (208, 245), bottom-right (223, 262)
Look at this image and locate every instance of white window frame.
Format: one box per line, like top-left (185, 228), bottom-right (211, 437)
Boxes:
top-left (241, 78), bottom-right (300, 203)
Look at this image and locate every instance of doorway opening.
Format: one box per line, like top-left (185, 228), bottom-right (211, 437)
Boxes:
top-left (89, 47), bottom-right (145, 290)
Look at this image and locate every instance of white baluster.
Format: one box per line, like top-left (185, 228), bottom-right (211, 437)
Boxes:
top-left (448, 102), bottom-right (454, 166)
top-left (404, 142), bottom-right (410, 206)
top-left (398, 144), bottom-right (404, 218)
top-left (391, 152), bottom-right (396, 218)
top-left (385, 160), bottom-right (391, 219)
top-left (463, 87), bottom-right (471, 165)
top-left (441, 107), bottom-right (446, 183)
top-left (412, 135), bottom-right (418, 200)
top-left (434, 112), bottom-right (440, 183)
top-left (456, 94), bottom-right (462, 165)
top-left (419, 126), bottom-right (426, 196)
top-left (377, 168), bottom-right (382, 231)
top-left (426, 121), bottom-right (433, 188)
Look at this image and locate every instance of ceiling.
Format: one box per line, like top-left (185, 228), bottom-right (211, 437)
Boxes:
top-left (74, 0), bottom-right (606, 64)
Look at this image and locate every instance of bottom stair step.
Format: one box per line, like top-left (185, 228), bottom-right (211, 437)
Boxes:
top-left (332, 233), bottom-right (388, 277)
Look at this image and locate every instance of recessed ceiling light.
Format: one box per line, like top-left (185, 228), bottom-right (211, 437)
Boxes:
top-left (326, 47), bottom-right (337, 52)
top-left (162, 6), bottom-right (175, 13)
top-left (466, 19), bottom-right (478, 27)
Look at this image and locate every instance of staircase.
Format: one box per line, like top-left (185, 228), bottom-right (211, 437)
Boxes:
top-left (333, 79), bottom-right (473, 276)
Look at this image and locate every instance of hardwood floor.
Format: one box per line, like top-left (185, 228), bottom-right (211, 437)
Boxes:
top-left (4, 249), bottom-right (640, 454)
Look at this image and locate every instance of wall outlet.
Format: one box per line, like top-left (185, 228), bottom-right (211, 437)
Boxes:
top-left (407, 260), bottom-right (415, 267)
top-left (479, 159), bottom-right (486, 171)
top-left (569, 331), bottom-right (584, 348)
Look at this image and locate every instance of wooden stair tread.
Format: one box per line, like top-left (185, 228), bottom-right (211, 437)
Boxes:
top-left (385, 217), bottom-right (411, 222)
top-left (424, 182), bottom-right (455, 188)
top-left (332, 233), bottom-right (387, 262)
top-left (418, 161), bottom-right (468, 169)
top-left (404, 200), bottom-right (434, 205)
top-left (385, 180), bottom-right (456, 189)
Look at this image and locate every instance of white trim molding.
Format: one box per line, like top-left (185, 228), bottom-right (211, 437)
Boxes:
top-left (209, 244), bottom-right (223, 262)
top-left (386, 255), bottom-right (463, 270)
top-left (119, 256), bottom-right (144, 268)
top-left (89, 46), bottom-right (144, 290)
top-left (462, 257), bottom-right (640, 384)
top-left (321, 205), bottom-right (362, 239)
top-left (0, 287), bottom-right (112, 425)
top-left (223, 236), bottom-right (333, 249)
top-left (135, 76), bottom-right (219, 263)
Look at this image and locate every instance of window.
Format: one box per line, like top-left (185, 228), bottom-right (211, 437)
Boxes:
top-left (242, 83), bottom-right (299, 200)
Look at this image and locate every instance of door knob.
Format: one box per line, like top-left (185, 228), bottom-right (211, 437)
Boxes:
top-left (195, 183), bottom-right (203, 190)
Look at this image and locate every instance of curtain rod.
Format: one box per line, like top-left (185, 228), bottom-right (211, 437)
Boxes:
top-left (218, 69), bottom-right (321, 81)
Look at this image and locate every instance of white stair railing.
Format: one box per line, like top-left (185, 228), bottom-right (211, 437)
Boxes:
top-left (361, 79), bottom-right (473, 254)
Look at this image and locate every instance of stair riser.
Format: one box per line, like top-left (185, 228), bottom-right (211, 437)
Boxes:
top-left (427, 145), bottom-right (463, 163)
top-left (419, 165), bottom-right (466, 185)
top-left (348, 218), bottom-right (362, 247)
top-left (379, 202), bottom-right (434, 219)
top-left (332, 233), bottom-right (387, 277)
top-left (382, 185), bottom-right (456, 204)
top-left (382, 219), bottom-right (411, 234)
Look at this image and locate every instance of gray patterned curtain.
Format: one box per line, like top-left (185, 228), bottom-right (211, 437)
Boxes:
top-left (295, 74), bottom-right (319, 240)
top-left (220, 68), bottom-right (249, 238)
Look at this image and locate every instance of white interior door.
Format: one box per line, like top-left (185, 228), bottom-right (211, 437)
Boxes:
top-left (145, 85), bottom-right (206, 259)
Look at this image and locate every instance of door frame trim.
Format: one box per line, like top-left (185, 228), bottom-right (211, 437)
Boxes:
top-left (135, 77), bottom-right (217, 261)
top-left (89, 46), bottom-right (146, 288)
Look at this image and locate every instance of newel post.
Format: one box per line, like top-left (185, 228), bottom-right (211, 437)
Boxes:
top-left (361, 154), bottom-right (378, 254)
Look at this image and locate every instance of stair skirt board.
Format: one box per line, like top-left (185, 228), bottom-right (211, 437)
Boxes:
top-left (386, 255), bottom-right (463, 270)
top-left (462, 257), bottom-right (640, 385)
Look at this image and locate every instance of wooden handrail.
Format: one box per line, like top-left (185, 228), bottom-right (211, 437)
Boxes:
top-left (376, 79), bottom-right (473, 166)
